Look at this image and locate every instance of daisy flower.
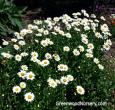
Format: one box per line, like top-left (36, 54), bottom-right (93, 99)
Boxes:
top-left (13, 44), bottom-right (20, 50)
top-left (87, 43), bottom-right (94, 50)
top-left (98, 64), bottom-right (104, 70)
top-left (86, 49), bottom-right (93, 54)
top-left (20, 29), bottom-right (27, 36)
top-left (26, 72), bottom-right (35, 80)
top-left (93, 58), bottom-right (99, 64)
top-left (45, 53), bottom-right (52, 59)
top-left (28, 24), bottom-right (34, 30)
top-left (53, 54), bottom-right (60, 61)
top-left (24, 92), bottom-right (35, 102)
top-left (1, 52), bottom-right (13, 59)
top-left (78, 45), bottom-right (84, 52)
top-left (46, 38), bottom-right (54, 45)
top-left (95, 32), bottom-right (102, 39)
top-left (60, 76), bottom-right (69, 85)
top-left (11, 38), bottom-right (17, 42)
top-left (36, 59), bottom-right (41, 65)
top-left (63, 46), bottom-right (70, 52)
top-left (103, 44), bottom-right (111, 51)
top-left (15, 54), bottom-right (22, 62)
top-left (57, 64), bottom-right (68, 71)
top-left (40, 40), bottom-right (48, 47)
top-left (85, 53), bottom-right (93, 58)
top-left (19, 82), bottom-right (26, 89)
top-left (17, 70), bottom-right (27, 79)
top-left (18, 40), bottom-right (26, 46)
top-left (76, 86), bottom-right (85, 95)
top-left (65, 33), bottom-right (72, 38)
top-left (40, 59), bottom-right (50, 67)
top-left (30, 57), bottom-right (38, 62)
top-left (21, 52), bottom-right (28, 57)
top-left (73, 49), bottom-right (80, 56)
top-left (101, 24), bottom-right (109, 32)
top-left (2, 40), bottom-right (9, 46)
top-left (21, 65), bottom-right (28, 71)
top-left (43, 30), bottom-right (49, 35)
top-left (31, 51), bottom-right (38, 58)
top-left (12, 86), bottom-right (21, 94)
top-left (55, 80), bottom-right (61, 84)
top-left (47, 78), bottom-right (57, 88)
top-left (67, 75), bottom-right (74, 82)
top-left (81, 37), bottom-right (88, 44)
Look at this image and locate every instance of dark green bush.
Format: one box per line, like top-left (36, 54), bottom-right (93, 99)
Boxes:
top-left (0, 0), bottom-right (24, 37)
top-left (0, 10), bottom-right (114, 110)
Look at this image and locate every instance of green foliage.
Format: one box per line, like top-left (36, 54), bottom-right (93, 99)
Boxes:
top-left (0, 11), bottom-right (114, 110)
top-left (0, 0), bottom-right (24, 37)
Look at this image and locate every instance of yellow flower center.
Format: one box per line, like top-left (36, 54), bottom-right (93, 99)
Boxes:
top-left (63, 79), bottom-right (67, 82)
top-left (60, 66), bottom-right (63, 69)
top-left (44, 61), bottom-right (47, 64)
top-left (28, 95), bottom-right (32, 99)
top-left (33, 54), bottom-right (37, 56)
top-left (15, 88), bottom-right (19, 91)
top-left (29, 74), bottom-right (33, 78)
top-left (21, 72), bottom-right (25, 76)
top-left (78, 89), bottom-right (82, 93)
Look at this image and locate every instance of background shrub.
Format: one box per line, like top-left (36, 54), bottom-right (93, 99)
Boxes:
top-left (0, 0), bottom-right (24, 38)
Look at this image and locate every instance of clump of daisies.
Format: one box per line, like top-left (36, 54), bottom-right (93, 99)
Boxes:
top-left (0, 9), bottom-right (112, 108)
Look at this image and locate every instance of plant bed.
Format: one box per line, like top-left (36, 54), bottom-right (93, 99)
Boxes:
top-left (0, 10), bottom-right (114, 110)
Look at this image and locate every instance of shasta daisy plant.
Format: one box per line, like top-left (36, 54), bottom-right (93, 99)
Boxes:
top-left (0, 10), bottom-right (113, 110)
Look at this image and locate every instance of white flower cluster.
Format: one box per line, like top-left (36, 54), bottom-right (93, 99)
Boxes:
top-left (2, 39), bottom-right (9, 46)
top-left (30, 51), bottom-right (50, 67)
top-left (47, 76), bottom-right (85, 95)
top-left (53, 54), bottom-right (61, 61)
top-left (40, 38), bottom-right (54, 47)
top-left (14, 52), bottom-right (28, 62)
top-left (103, 39), bottom-right (112, 51)
top-left (57, 64), bottom-right (68, 71)
top-left (0, 10), bottom-right (112, 102)
top-left (93, 58), bottom-right (104, 70)
top-left (12, 85), bottom-right (35, 102)
top-left (1, 52), bottom-right (13, 59)
top-left (17, 66), bottom-right (35, 80)
top-left (13, 65), bottom-right (35, 102)
top-left (47, 74), bottom-right (74, 88)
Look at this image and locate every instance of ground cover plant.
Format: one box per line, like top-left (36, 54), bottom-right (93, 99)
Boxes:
top-left (0, 10), bottom-right (114, 110)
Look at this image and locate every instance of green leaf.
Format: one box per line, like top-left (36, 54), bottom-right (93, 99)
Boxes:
top-left (13, 18), bottom-right (23, 29)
